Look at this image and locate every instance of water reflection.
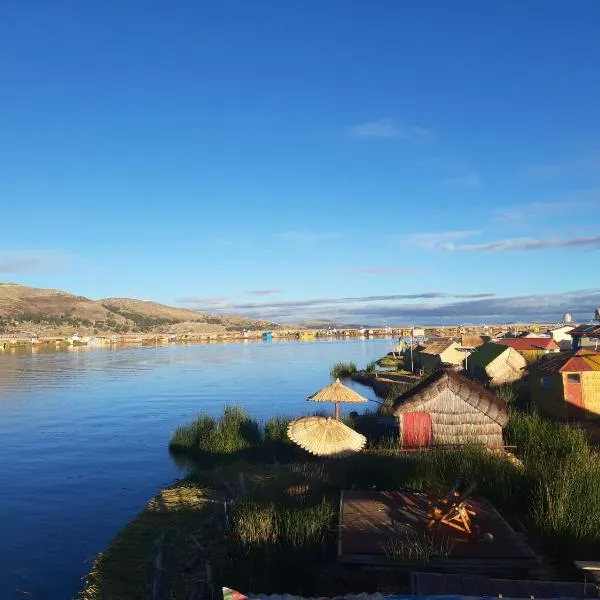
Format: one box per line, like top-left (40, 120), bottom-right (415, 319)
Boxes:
top-left (0, 338), bottom-right (391, 599)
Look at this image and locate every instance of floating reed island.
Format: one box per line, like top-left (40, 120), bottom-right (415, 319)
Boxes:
top-left (80, 365), bottom-right (600, 600)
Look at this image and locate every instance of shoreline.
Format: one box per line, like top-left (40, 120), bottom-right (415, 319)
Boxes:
top-left (0, 322), bottom-right (555, 352)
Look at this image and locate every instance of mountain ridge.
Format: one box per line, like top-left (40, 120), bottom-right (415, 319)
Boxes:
top-left (0, 283), bottom-right (278, 335)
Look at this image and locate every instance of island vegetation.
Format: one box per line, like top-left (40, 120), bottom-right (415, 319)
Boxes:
top-left (80, 361), bottom-right (600, 600)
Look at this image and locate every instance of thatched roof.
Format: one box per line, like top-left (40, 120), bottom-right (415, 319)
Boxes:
top-left (530, 348), bottom-right (600, 373)
top-left (421, 338), bottom-right (456, 355)
top-left (467, 342), bottom-right (507, 368)
top-left (393, 369), bottom-right (509, 426)
top-left (287, 416), bottom-right (367, 458)
top-left (307, 378), bottom-right (368, 404)
top-left (461, 334), bottom-right (486, 348)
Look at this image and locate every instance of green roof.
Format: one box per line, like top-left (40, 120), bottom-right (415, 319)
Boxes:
top-left (468, 342), bottom-right (507, 368)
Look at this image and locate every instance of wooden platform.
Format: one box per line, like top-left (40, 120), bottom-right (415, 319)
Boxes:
top-left (411, 572), bottom-right (597, 598)
top-left (338, 490), bottom-right (537, 575)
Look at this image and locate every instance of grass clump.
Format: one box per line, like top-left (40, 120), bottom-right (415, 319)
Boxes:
top-left (365, 360), bottom-right (378, 373)
top-left (330, 361), bottom-right (357, 379)
top-left (169, 405), bottom-right (261, 458)
top-left (376, 354), bottom-right (403, 369)
top-left (505, 411), bottom-right (589, 463)
top-left (503, 410), bottom-right (600, 560)
top-left (224, 495), bottom-right (336, 593)
top-left (264, 416), bottom-right (291, 444)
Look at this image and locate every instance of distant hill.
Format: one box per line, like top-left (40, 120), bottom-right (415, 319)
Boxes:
top-left (0, 283), bottom-right (277, 335)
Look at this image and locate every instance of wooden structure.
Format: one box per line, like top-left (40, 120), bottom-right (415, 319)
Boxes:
top-left (428, 480), bottom-right (477, 534)
top-left (529, 349), bottom-right (600, 420)
top-left (338, 490), bottom-right (537, 575)
top-left (419, 338), bottom-right (465, 371)
top-left (393, 370), bottom-right (509, 448)
top-left (412, 572), bottom-right (598, 598)
top-left (467, 342), bottom-right (527, 386)
top-left (574, 561), bottom-right (600, 596)
top-left (571, 324), bottom-right (600, 350)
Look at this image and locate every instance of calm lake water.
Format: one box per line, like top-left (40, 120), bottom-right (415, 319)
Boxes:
top-left (0, 338), bottom-right (392, 599)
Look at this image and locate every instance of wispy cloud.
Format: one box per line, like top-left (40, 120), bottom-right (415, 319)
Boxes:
top-left (445, 235), bottom-right (600, 252)
top-left (406, 231), bottom-right (482, 249)
top-left (347, 118), bottom-right (430, 142)
top-left (177, 296), bottom-right (232, 309)
top-left (525, 155), bottom-right (600, 178)
top-left (246, 289), bottom-right (282, 296)
top-left (184, 292), bottom-right (495, 313)
top-left (444, 173), bottom-right (481, 189)
top-left (0, 250), bottom-right (71, 274)
top-left (277, 231), bottom-right (343, 243)
top-left (495, 188), bottom-right (600, 222)
top-left (321, 289), bottom-right (600, 324)
top-left (178, 288), bottom-right (600, 325)
top-left (341, 266), bottom-right (424, 276)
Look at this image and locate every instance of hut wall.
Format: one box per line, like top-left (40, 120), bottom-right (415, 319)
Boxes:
top-left (413, 389), bottom-right (504, 448)
top-left (529, 371), bottom-right (565, 419)
top-left (583, 372), bottom-right (600, 419)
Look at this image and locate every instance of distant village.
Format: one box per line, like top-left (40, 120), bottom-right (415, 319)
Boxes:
top-left (371, 308), bottom-right (600, 423)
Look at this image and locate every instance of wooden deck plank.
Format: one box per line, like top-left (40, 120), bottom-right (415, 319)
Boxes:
top-left (339, 490), bottom-right (536, 573)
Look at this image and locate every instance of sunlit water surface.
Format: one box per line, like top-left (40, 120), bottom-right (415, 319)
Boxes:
top-left (0, 338), bottom-right (392, 599)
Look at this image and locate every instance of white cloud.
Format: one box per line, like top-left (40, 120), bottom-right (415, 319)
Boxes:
top-left (445, 235), bottom-right (600, 252)
top-left (246, 289), bottom-right (282, 296)
top-left (347, 118), bottom-right (430, 142)
top-left (406, 230), bottom-right (482, 249)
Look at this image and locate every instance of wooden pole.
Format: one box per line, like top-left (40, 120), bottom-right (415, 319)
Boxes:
top-left (334, 402), bottom-right (339, 420)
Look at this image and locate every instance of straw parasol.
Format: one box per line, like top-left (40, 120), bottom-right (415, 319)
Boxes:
top-left (287, 416), bottom-right (367, 458)
top-left (307, 378), bottom-right (368, 419)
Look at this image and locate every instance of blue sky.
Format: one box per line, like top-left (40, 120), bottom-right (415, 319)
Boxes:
top-left (1, 1), bottom-right (600, 324)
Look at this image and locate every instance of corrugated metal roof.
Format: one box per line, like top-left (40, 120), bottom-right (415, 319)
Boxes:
top-left (571, 324), bottom-right (600, 337)
top-left (530, 349), bottom-right (600, 373)
top-left (495, 337), bottom-right (559, 351)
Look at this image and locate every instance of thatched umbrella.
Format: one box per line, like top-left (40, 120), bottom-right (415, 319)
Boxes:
top-left (287, 416), bottom-right (367, 458)
top-left (307, 377), bottom-right (368, 419)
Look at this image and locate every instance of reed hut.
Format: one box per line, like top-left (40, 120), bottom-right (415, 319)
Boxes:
top-left (419, 338), bottom-right (465, 371)
top-left (392, 369), bottom-right (508, 448)
top-left (467, 342), bottom-right (526, 386)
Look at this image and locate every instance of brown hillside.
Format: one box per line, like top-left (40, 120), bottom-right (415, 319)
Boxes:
top-left (0, 283), bottom-right (115, 321)
top-left (99, 298), bottom-right (207, 321)
top-left (0, 283), bottom-right (277, 334)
